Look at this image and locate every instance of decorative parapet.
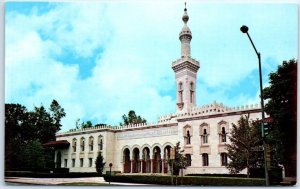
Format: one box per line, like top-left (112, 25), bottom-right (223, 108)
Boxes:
top-left (176, 101), bottom-right (261, 119)
top-left (157, 113), bottom-right (177, 123)
top-left (56, 101), bottom-right (261, 137)
top-left (56, 119), bottom-right (177, 137)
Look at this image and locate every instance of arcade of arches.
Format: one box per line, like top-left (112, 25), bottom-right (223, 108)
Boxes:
top-left (123, 144), bottom-right (172, 174)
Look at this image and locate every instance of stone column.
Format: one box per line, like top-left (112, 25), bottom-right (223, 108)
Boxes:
top-left (141, 160), bottom-right (143, 173)
top-left (162, 159), bottom-right (165, 174)
top-left (130, 160), bottom-right (133, 173)
top-left (150, 159), bottom-right (153, 173)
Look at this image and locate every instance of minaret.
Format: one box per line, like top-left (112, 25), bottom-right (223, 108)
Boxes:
top-left (172, 3), bottom-right (200, 112)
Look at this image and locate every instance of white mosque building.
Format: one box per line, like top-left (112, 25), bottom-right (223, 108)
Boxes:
top-left (50, 5), bottom-right (262, 175)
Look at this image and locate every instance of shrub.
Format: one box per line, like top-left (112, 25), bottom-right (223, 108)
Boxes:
top-left (103, 175), bottom-right (265, 186)
top-left (250, 167), bottom-right (283, 184)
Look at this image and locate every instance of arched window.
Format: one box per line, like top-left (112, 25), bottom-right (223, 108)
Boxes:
top-left (221, 153), bottom-right (228, 166)
top-left (178, 82), bottom-right (183, 103)
top-left (80, 137), bottom-right (85, 152)
top-left (186, 154), bottom-right (192, 166)
top-left (72, 138), bottom-right (77, 152)
top-left (200, 123), bottom-right (209, 145)
top-left (184, 125), bottom-right (192, 145)
top-left (218, 121), bottom-right (228, 144)
top-left (89, 136), bottom-right (94, 151)
top-left (221, 127), bottom-right (226, 142)
top-left (190, 82), bottom-right (194, 103)
top-left (202, 153), bottom-right (209, 166)
top-left (202, 129), bottom-right (208, 144)
top-left (186, 130), bottom-right (191, 145)
top-left (98, 135), bottom-right (103, 151)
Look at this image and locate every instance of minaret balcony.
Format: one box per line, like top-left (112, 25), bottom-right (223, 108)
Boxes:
top-left (172, 56), bottom-right (199, 68)
top-left (172, 57), bottom-right (200, 73)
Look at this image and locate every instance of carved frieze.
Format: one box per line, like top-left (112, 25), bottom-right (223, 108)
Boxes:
top-left (116, 126), bottom-right (178, 140)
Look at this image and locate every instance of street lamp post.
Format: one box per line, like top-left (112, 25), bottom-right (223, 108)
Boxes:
top-left (240, 25), bottom-right (269, 186)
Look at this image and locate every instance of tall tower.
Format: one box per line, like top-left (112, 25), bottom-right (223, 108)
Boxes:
top-left (172, 4), bottom-right (200, 112)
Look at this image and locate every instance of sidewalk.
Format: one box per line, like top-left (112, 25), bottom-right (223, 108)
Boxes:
top-left (5, 177), bottom-right (152, 186)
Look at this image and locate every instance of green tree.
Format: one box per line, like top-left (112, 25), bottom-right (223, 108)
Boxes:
top-left (168, 142), bottom-right (188, 185)
top-left (5, 104), bottom-right (28, 170)
top-left (263, 59), bottom-right (297, 176)
top-left (49, 100), bottom-right (66, 131)
top-left (5, 100), bottom-right (66, 171)
top-left (168, 142), bottom-right (188, 175)
top-left (22, 140), bottom-right (46, 171)
top-left (120, 110), bottom-right (147, 126)
top-left (95, 152), bottom-right (106, 175)
top-left (226, 115), bottom-right (262, 177)
top-left (81, 120), bottom-right (93, 128)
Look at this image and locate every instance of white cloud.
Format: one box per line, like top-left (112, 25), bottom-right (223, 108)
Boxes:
top-left (5, 2), bottom-right (297, 131)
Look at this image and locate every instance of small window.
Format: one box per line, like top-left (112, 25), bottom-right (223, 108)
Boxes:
top-left (179, 82), bottom-right (183, 91)
top-left (221, 153), bottom-right (228, 166)
top-left (202, 129), bottom-right (208, 144)
top-left (72, 138), bottom-right (77, 152)
top-left (190, 82), bottom-right (194, 103)
top-left (80, 158), bottom-right (83, 167)
top-left (186, 130), bottom-right (191, 145)
top-left (98, 136), bottom-right (103, 151)
top-left (202, 153), bottom-right (209, 166)
top-left (186, 154), bottom-right (191, 166)
top-left (89, 158), bottom-right (93, 167)
top-left (64, 159), bottom-right (68, 168)
top-left (89, 137), bottom-right (94, 151)
top-left (80, 138), bottom-right (85, 151)
top-left (221, 127), bottom-right (226, 142)
top-left (72, 159), bottom-right (75, 167)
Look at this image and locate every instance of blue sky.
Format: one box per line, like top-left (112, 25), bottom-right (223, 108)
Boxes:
top-left (5, 1), bottom-right (298, 131)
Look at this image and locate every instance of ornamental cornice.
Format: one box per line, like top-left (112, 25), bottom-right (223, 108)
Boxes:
top-left (172, 56), bottom-right (199, 68)
top-left (172, 60), bottom-right (200, 73)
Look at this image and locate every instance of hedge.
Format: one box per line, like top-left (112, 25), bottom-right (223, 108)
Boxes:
top-left (103, 175), bottom-right (265, 186)
top-left (187, 174), bottom-right (247, 178)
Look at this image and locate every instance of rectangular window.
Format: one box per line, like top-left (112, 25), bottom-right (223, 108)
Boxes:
top-left (89, 158), bottom-right (93, 167)
top-left (186, 154), bottom-right (192, 166)
top-left (99, 139), bottom-right (103, 151)
top-left (221, 153), bottom-right (228, 166)
top-left (221, 134), bottom-right (226, 142)
top-left (64, 159), bottom-right (68, 168)
top-left (202, 135), bottom-right (208, 144)
top-left (81, 142), bottom-right (85, 151)
top-left (80, 158), bottom-right (83, 167)
top-left (72, 159), bottom-right (75, 167)
top-left (73, 142), bottom-right (76, 152)
top-left (202, 154), bottom-right (209, 166)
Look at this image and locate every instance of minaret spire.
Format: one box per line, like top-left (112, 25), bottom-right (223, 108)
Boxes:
top-left (179, 2), bottom-right (192, 57)
top-left (172, 3), bottom-right (200, 112)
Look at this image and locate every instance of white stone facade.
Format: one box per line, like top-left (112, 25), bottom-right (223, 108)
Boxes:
top-left (54, 6), bottom-right (263, 175)
top-left (55, 102), bottom-right (262, 174)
